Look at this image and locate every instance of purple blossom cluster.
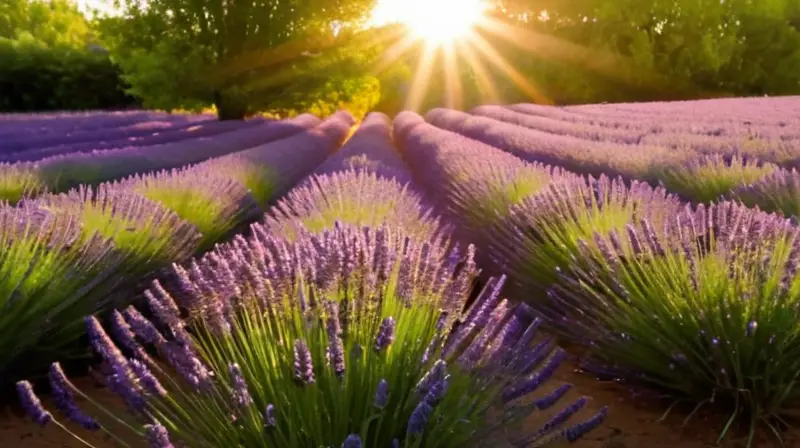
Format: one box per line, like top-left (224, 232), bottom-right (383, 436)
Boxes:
top-left (17, 221), bottom-right (607, 447)
top-left (392, 111), bottom-right (574, 276)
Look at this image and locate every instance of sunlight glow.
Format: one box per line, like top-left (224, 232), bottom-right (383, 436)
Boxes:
top-left (370, 0), bottom-right (488, 45)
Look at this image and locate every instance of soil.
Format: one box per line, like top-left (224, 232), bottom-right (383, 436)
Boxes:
top-left (0, 363), bottom-right (796, 448)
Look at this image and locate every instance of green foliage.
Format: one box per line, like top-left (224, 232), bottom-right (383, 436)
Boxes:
top-left (97, 0), bottom-right (379, 118)
top-left (0, 0), bottom-right (134, 112)
top-left (551, 202), bottom-right (800, 445)
top-left (653, 155), bottom-right (777, 203)
top-left (490, 176), bottom-right (681, 310)
top-left (735, 168), bottom-right (800, 219)
top-left (0, 36), bottom-right (133, 112)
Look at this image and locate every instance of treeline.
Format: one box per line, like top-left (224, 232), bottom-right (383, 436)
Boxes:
top-left (3, 0), bottom-right (800, 116)
top-left (0, 0), bottom-right (135, 112)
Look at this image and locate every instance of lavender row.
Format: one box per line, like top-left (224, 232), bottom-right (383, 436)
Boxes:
top-left (392, 111), bottom-right (574, 279)
top-left (0, 113), bottom-right (354, 378)
top-left (481, 105), bottom-right (800, 146)
top-left (1, 119), bottom-right (263, 163)
top-left (509, 101), bottom-right (800, 137)
top-left (425, 107), bottom-right (683, 182)
top-left (429, 107), bottom-right (800, 212)
top-left (0, 115), bottom-right (217, 155)
top-left (0, 114), bottom-right (320, 204)
top-left (0, 111), bottom-right (181, 139)
top-left (264, 113), bottom-right (439, 241)
top-left (312, 112), bottom-right (415, 185)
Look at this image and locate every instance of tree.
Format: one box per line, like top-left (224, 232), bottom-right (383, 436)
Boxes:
top-left (96, 0), bottom-right (379, 119)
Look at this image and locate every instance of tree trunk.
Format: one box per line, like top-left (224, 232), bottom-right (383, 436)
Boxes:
top-left (213, 90), bottom-right (249, 121)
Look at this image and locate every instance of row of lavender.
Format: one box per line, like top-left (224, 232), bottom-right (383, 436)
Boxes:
top-left (427, 98), bottom-right (800, 220)
top-left (0, 112), bottom-right (355, 382)
top-left (16, 112), bottom-right (606, 447)
top-left (394, 105), bottom-right (800, 447)
top-left (0, 112), bottom-right (320, 203)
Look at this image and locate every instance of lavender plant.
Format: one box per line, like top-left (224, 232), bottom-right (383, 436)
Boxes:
top-left (0, 202), bottom-right (127, 377)
top-left (263, 169), bottom-right (441, 241)
top-left (652, 154), bottom-right (777, 203)
top-left (549, 201), bottom-right (800, 445)
top-left (20, 223), bottom-right (607, 447)
top-left (123, 167), bottom-right (260, 251)
top-left (0, 163), bottom-right (47, 204)
top-left (489, 175), bottom-right (682, 321)
top-left (33, 184), bottom-right (201, 274)
top-left (735, 167), bottom-right (800, 219)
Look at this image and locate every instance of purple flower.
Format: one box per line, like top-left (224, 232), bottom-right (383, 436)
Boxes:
top-left (122, 306), bottom-right (167, 346)
top-left (49, 363), bottom-right (100, 430)
top-left (145, 422), bottom-right (175, 448)
top-left (533, 384), bottom-right (572, 410)
top-left (264, 404), bottom-right (276, 427)
top-left (341, 434), bottom-right (362, 448)
top-left (374, 379), bottom-right (389, 409)
top-left (294, 339), bottom-right (315, 385)
top-left (326, 303), bottom-right (346, 378)
top-left (374, 316), bottom-right (396, 352)
top-left (85, 316), bottom-right (144, 410)
top-left (407, 400), bottom-right (433, 436)
top-left (503, 350), bottom-right (567, 403)
top-left (16, 381), bottom-right (52, 426)
top-left (229, 363), bottom-right (253, 407)
top-left (130, 359), bottom-right (167, 397)
top-left (564, 406), bottom-right (609, 442)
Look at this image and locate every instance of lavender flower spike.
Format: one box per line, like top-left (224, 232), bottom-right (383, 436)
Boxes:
top-left (49, 363), bottom-right (101, 430)
top-left (16, 381), bottom-right (52, 426)
top-left (264, 404), bottom-right (276, 427)
top-left (564, 407), bottom-right (610, 442)
top-left (342, 434), bottom-right (363, 448)
top-left (374, 379), bottom-right (389, 409)
top-left (145, 422), bottom-right (175, 448)
top-left (294, 339), bottom-right (315, 385)
top-left (375, 316), bottom-right (396, 352)
top-left (229, 363), bottom-right (253, 407)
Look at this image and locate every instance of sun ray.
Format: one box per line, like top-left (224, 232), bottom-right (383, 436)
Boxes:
top-left (442, 41), bottom-right (464, 109)
top-left (466, 32), bottom-right (551, 105)
top-left (372, 33), bottom-right (419, 75)
top-left (456, 40), bottom-right (501, 105)
top-left (405, 43), bottom-right (439, 111)
top-left (479, 16), bottom-right (647, 87)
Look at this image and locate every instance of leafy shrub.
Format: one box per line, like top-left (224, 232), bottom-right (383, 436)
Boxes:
top-left (651, 154), bottom-right (777, 203)
top-left (0, 38), bottom-right (134, 112)
top-left (549, 201), bottom-right (800, 445)
top-left (19, 223), bottom-right (608, 447)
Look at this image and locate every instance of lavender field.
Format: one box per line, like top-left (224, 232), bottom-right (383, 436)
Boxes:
top-left (2, 97), bottom-right (800, 448)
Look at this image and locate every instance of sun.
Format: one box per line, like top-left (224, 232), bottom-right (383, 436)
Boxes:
top-left (370, 0), bottom-right (488, 45)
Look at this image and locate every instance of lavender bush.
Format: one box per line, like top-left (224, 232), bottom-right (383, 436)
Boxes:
top-left (652, 154), bottom-right (777, 203)
top-left (263, 169), bottom-right (442, 241)
top-left (20, 223), bottom-right (607, 447)
top-left (0, 163), bottom-right (47, 204)
top-left (735, 167), bottom-right (800, 219)
top-left (123, 166), bottom-right (260, 251)
top-left (32, 184), bottom-right (201, 274)
top-left (0, 202), bottom-right (128, 378)
top-left (489, 176), bottom-right (682, 318)
top-left (549, 201), bottom-right (800, 445)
